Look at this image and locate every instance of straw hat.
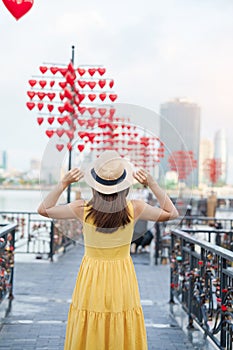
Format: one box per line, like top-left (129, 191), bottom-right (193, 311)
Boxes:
top-left (84, 150), bottom-right (134, 194)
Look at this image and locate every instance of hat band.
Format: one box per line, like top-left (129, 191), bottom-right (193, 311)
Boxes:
top-left (91, 168), bottom-right (126, 186)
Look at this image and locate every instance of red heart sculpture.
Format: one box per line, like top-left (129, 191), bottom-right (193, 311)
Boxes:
top-left (39, 80), bottom-right (47, 88)
top-left (26, 102), bottom-right (35, 110)
top-left (88, 107), bottom-right (96, 115)
top-left (66, 130), bottom-right (74, 140)
top-left (98, 108), bottom-right (107, 116)
top-left (2, 0), bottom-right (34, 20)
top-left (56, 144), bottom-right (64, 152)
top-left (98, 68), bottom-right (106, 76)
top-left (50, 67), bottom-right (59, 75)
top-left (88, 94), bottom-right (96, 102)
top-left (78, 80), bottom-right (86, 88)
top-left (50, 80), bottom-right (55, 88)
top-left (77, 119), bottom-right (86, 127)
top-left (47, 93), bottom-right (56, 101)
top-left (78, 94), bottom-right (85, 102)
top-left (47, 117), bottom-right (54, 125)
top-left (58, 106), bottom-right (65, 114)
top-left (37, 117), bottom-right (44, 125)
top-left (88, 81), bottom-right (96, 89)
top-left (98, 80), bottom-right (106, 88)
top-left (47, 104), bottom-right (54, 113)
top-left (78, 106), bottom-right (86, 115)
top-left (28, 79), bottom-right (37, 87)
top-left (38, 92), bottom-right (46, 100)
top-left (109, 80), bottom-right (114, 88)
top-left (59, 82), bottom-right (67, 89)
top-left (46, 130), bottom-right (54, 138)
top-left (78, 131), bottom-right (87, 139)
top-left (67, 142), bottom-right (73, 151)
top-left (39, 66), bottom-right (47, 74)
top-left (56, 129), bottom-right (65, 137)
top-left (88, 68), bottom-right (96, 76)
top-left (60, 68), bottom-right (68, 77)
top-left (77, 144), bottom-right (85, 152)
top-left (57, 117), bottom-right (66, 125)
top-left (109, 94), bottom-right (117, 102)
top-left (27, 91), bottom-right (36, 99)
top-left (77, 68), bottom-right (86, 76)
top-left (99, 93), bottom-right (106, 101)
top-left (37, 103), bottom-right (44, 111)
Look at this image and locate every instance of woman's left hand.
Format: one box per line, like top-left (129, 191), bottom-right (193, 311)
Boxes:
top-left (61, 168), bottom-right (84, 188)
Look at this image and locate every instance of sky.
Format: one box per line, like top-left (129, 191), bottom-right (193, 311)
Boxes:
top-left (1, 0), bottom-right (233, 182)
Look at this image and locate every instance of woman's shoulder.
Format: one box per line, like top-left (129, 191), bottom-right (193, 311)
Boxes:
top-left (69, 199), bottom-right (86, 221)
top-left (131, 199), bottom-right (146, 219)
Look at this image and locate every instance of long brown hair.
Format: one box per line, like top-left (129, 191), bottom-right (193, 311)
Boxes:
top-left (85, 188), bottom-right (132, 233)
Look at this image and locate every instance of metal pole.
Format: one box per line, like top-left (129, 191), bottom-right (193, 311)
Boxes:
top-left (67, 45), bottom-right (75, 203)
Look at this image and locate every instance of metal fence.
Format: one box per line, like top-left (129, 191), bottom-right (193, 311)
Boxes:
top-left (0, 212), bottom-right (83, 261)
top-left (0, 223), bottom-right (17, 308)
top-left (170, 228), bottom-right (233, 349)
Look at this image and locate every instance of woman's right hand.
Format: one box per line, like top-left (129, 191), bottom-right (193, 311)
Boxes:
top-left (61, 168), bottom-right (84, 188)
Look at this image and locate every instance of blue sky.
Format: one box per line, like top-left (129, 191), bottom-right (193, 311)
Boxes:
top-left (1, 0), bottom-right (233, 182)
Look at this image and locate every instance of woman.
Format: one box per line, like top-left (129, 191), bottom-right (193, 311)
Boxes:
top-left (38, 150), bottom-right (178, 350)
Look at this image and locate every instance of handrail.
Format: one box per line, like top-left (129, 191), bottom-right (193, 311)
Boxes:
top-left (170, 227), bottom-right (233, 349)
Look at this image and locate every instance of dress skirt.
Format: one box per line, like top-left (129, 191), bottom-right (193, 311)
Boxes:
top-left (64, 245), bottom-right (148, 350)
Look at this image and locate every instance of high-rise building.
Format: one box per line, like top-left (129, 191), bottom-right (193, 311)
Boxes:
top-left (214, 129), bottom-right (227, 184)
top-left (0, 151), bottom-right (7, 171)
top-left (199, 139), bottom-right (214, 185)
top-left (159, 98), bottom-right (201, 186)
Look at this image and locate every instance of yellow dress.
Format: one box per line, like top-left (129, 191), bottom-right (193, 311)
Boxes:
top-left (64, 201), bottom-right (148, 350)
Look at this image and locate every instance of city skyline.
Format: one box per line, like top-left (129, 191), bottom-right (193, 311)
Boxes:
top-left (1, 0), bottom-right (233, 182)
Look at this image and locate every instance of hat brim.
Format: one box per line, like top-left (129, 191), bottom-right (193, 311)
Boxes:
top-left (84, 158), bottom-right (134, 194)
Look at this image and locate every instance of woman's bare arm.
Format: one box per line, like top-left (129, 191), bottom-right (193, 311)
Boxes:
top-left (37, 168), bottom-right (84, 220)
top-left (133, 169), bottom-right (179, 222)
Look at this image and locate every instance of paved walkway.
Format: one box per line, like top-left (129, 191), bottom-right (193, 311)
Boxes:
top-left (0, 246), bottom-right (215, 350)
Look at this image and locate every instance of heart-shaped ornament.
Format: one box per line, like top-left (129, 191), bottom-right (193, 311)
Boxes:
top-left (2, 0), bottom-right (34, 20)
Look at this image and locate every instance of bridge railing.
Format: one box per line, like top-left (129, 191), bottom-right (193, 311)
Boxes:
top-left (0, 223), bottom-right (17, 307)
top-left (0, 212), bottom-right (82, 261)
top-left (170, 228), bottom-right (233, 349)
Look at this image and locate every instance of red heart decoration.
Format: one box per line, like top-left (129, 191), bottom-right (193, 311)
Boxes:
top-left (57, 117), bottom-right (66, 125)
top-left (59, 92), bottom-right (65, 101)
top-left (39, 80), bottom-right (47, 88)
top-left (109, 108), bottom-right (115, 117)
top-left (56, 144), bottom-right (64, 152)
top-left (98, 108), bottom-right (107, 116)
top-left (37, 103), bottom-right (44, 111)
top-left (77, 68), bottom-right (86, 76)
top-left (88, 68), bottom-right (96, 76)
top-left (50, 67), bottom-right (59, 75)
top-left (88, 81), bottom-right (96, 89)
top-left (64, 101), bottom-right (74, 113)
top-left (26, 102), bottom-right (35, 110)
top-left (109, 94), bottom-right (117, 102)
top-left (46, 130), bottom-right (54, 138)
top-left (87, 119), bottom-right (96, 128)
top-left (78, 94), bottom-right (85, 102)
top-left (78, 131), bottom-right (87, 139)
top-left (109, 80), bottom-right (114, 88)
top-left (66, 130), bottom-right (74, 140)
top-left (50, 80), bottom-right (55, 88)
top-left (65, 72), bottom-right (75, 86)
top-left (78, 80), bottom-right (86, 88)
top-left (27, 91), bottom-right (36, 99)
top-left (59, 82), bottom-right (67, 89)
top-left (77, 144), bottom-right (85, 152)
top-left (47, 117), bottom-right (54, 125)
top-left (98, 80), bottom-right (106, 88)
top-left (88, 133), bottom-right (96, 142)
top-left (88, 107), bottom-right (96, 115)
top-left (99, 93), bottom-right (106, 101)
top-left (47, 93), bottom-right (56, 101)
top-left (74, 96), bottom-right (80, 106)
top-left (38, 92), bottom-right (46, 100)
top-left (88, 94), bottom-right (96, 102)
top-left (37, 117), bottom-right (44, 125)
top-left (39, 66), bottom-right (48, 74)
top-left (63, 87), bottom-right (73, 100)
top-left (78, 106), bottom-right (86, 114)
top-left (58, 106), bottom-right (65, 114)
top-left (67, 142), bottom-right (73, 151)
top-left (28, 79), bottom-right (37, 87)
top-left (60, 68), bottom-right (68, 77)
top-left (77, 119), bottom-right (86, 127)
top-left (56, 129), bottom-right (65, 137)
top-left (65, 116), bottom-right (72, 126)
top-left (47, 104), bottom-right (54, 113)
top-left (98, 68), bottom-right (106, 76)
top-left (2, 0), bottom-right (34, 20)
